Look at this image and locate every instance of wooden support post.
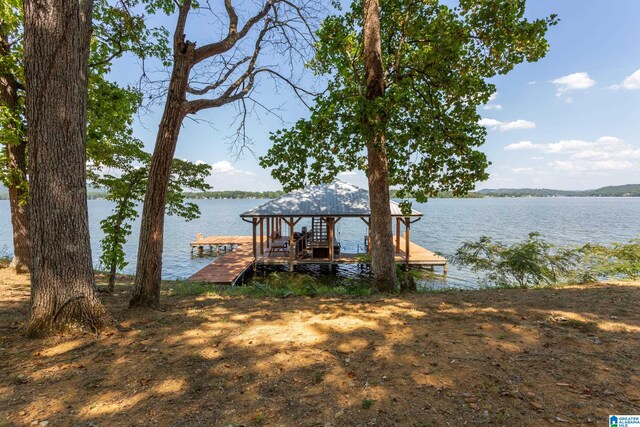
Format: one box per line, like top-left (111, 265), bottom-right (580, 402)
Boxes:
top-left (289, 216), bottom-right (295, 271)
top-left (328, 217), bottom-right (334, 261)
top-left (266, 217), bottom-right (270, 247)
top-left (259, 217), bottom-right (264, 255)
top-left (395, 217), bottom-right (401, 253)
top-left (252, 218), bottom-right (257, 270)
top-left (405, 217), bottom-right (411, 263)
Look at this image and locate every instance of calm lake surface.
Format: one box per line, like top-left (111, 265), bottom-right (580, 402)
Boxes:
top-left (1, 197), bottom-right (639, 288)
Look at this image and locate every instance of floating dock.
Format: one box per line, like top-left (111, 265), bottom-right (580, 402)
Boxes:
top-left (188, 234), bottom-right (447, 285)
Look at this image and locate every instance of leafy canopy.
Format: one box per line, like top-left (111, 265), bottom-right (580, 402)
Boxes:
top-left (0, 0), bottom-right (171, 188)
top-left (261, 0), bottom-right (557, 202)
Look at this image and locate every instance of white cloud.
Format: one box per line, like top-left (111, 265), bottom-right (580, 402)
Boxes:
top-left (210, 160), bottom-right (255, 176)
top-left (504, 141), bottom-right (537, 151)
top-left (551, 72), bottom-right (596, 96)
top-left (195, 159), bottom-right (207, 166)
top-left (504, 136), bottom-right (640, 173)
top-left (483, 104), bottom-right (503, 111)
top-left (511, 167), bottom-right (535, 174)
top-left (483, 92), bottom-right (503, 110)
top-left (528, 81), bottom-right (537, 85)
top-left (338, 170), bottom-right (357, 176)
top-left (610, 69), bottom-right (640, 90)
top-left (480, 118), bottom-right (536, 132)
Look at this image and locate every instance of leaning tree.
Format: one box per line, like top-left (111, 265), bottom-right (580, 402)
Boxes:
top-left (23, 0), bottom-right (112, 335)
top-left (261, 0), bottom-right (557, 291)
top-left (130, 0), bottom-right (319, 308)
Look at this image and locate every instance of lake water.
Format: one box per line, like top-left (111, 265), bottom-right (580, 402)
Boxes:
top-left (1, 197), bottom-right (639, 288)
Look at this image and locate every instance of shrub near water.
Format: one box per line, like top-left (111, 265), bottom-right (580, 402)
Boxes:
top-left (453, 232), bottom-right (580, 288)
top-left (579, 238), bottom-right (640, 281)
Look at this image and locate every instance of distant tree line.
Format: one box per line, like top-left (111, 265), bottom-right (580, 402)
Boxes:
top-left (477, 184), bottom-right (640, 197)
top-left (4, 184), bottom-right (640, 201)
top-left (183, 190), bottom-right (286, 199)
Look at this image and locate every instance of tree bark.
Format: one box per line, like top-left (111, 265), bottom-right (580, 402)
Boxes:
top-left (24, 0), bottom-right (111, 336)
top-left (129, 35), bottom-right (195, 308)
top-left (6, 140), bottom-right (29, 273)
top-left (363, 0), bottom-right (397, 292)
top-left (0, 28), bottom-right (30, 273)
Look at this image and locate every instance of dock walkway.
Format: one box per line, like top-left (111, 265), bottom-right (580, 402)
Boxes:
top-left (188, 236), bottom-right (254, 285)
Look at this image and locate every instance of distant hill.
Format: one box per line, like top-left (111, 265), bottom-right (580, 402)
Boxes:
top-left (477, 184), bottom-right (640, 197)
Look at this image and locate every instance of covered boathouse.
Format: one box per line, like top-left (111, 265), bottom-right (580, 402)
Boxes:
top-left (239, 180), bottom-right (447, 272)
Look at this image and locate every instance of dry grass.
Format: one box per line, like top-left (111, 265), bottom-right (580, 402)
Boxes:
top-left (1, 266), bottom-right (639, 426)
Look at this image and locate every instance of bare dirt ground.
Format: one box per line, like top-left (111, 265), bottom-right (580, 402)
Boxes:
top-left (1, 266), bottom-right (639, 427)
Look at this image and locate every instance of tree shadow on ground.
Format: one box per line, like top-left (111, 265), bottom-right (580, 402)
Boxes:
top-left (1, 272), bottom-right (639, 426)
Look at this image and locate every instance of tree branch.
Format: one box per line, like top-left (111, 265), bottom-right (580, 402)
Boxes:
top-left (186, 55), bottom-right (250, 95)
top-left (192, 0), bottom-right (274, 64)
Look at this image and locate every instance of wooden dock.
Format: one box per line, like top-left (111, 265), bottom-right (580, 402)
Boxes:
top-left (396, 237), bottom-right (447, 265)
top-left (188, 236), bottom-right (255, 285)
top-left (188, 235), bottom-right (447, 285)
top-left (255, 236), bottom-right (447, 266)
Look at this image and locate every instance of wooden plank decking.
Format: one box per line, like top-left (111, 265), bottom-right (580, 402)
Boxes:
top-left (188, 235), bottom-right (447, 285)
top-left (396, 237), bottom-right (447, 265)
top-left (188, 239), bottom-right (254, 285)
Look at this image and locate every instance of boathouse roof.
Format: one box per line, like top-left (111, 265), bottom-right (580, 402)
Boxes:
top-left (240, 180), bottom-right (422, 218)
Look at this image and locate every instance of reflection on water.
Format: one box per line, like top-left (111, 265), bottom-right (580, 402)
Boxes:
top-left (1, 197), bottom-right (639, 288)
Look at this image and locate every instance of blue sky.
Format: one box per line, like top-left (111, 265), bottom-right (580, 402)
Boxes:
top-left (110, 1), bottom-right (640, 191)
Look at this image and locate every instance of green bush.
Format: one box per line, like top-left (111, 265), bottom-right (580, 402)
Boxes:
top-left (453, 232), bottom-right (580, 288)
top-left (579, 238), bottom-right (640, 281)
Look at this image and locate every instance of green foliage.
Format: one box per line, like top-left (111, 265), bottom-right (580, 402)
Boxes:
top-left (166, 159), bottom-right (214, 220)
top-left (454, 232), bottom-right (580, 288)
top-left (91, 0), bottom-right (171, 74)
top-left (261, 0), bottom-right (557, 206)
top-left (362, 398), bottom-right (375, 409)
top-left (1, 0), bottom-right (174, 283)
top-left (579, 239), bottom-right (640, 281)
top-left (1, 0), bottom-right (170, 194)
top-left (95, 147), bottom-right (211, 281)
top-left (0, 0), bottom-right (26, 193)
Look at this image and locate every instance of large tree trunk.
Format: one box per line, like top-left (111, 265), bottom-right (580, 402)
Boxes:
top-left (129, 38), bottom-right (194, 308)
top-left (0, 29), bottom-right (30, 273)
top-left (363, 0), bottom-right (397, 292)
top-left (24, 0), bottom-right (111, 336)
